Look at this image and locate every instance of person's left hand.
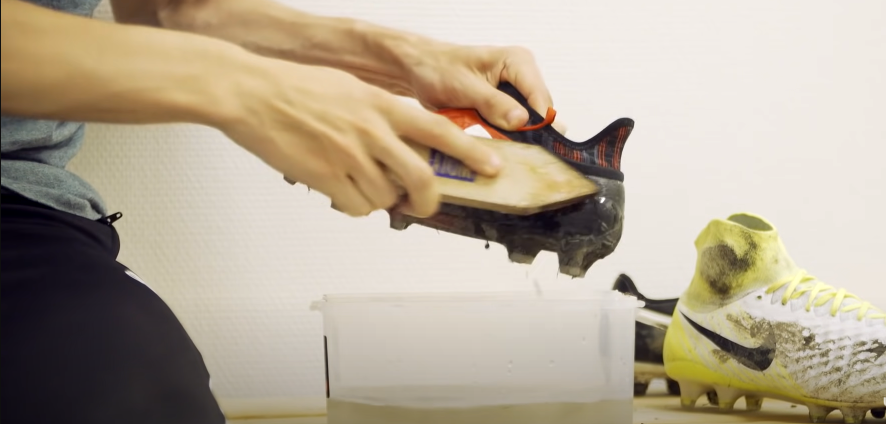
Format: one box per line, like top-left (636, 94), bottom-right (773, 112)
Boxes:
top-left (404, 42), bottom-right (567, 134)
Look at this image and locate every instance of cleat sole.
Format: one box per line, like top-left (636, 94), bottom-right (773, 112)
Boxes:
top-left (384, 177), bottom-right (625, 278)
top-left (668, 363), bottom-right (882, 422)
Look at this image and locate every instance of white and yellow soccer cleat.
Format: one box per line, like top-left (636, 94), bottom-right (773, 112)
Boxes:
top-left (663, 213), bottom-right (886, 424)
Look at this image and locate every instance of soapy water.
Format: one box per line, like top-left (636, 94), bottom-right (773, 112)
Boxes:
top-left (327, 393), bottom-right (632, 424)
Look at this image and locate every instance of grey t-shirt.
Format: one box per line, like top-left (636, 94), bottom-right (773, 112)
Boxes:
top-left (1, 0), bottom-right (106, 220)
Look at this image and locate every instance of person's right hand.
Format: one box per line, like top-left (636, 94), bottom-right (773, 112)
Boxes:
top-left (216, 56), bottom-right (502, 218)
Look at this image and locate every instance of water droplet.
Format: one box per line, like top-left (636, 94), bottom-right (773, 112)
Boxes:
top-left (484, 241), bottom-right (490, 249)
top-left (581, 336), bottom-right (587, 344)
top-left (549, 360), bottom-right (555, 367)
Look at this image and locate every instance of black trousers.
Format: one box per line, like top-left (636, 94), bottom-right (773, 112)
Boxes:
top-left (1, 189), bottom-right (225, 424)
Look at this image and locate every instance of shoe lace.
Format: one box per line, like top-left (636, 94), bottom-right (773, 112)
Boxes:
top-left (765, 269), bottom-right (885, 324)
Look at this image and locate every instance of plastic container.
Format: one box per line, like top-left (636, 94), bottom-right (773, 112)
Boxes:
top-left (312, 288), bottom-right (640, 424)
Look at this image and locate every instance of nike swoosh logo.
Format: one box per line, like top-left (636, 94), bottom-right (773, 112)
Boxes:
top-left (681, 312), bottom-right (776, 372)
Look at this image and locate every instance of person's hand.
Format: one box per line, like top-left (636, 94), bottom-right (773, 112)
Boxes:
top-left (218, 56), bottom-right (502, 217)
top-left (405, 42), bottom-right (567, 134)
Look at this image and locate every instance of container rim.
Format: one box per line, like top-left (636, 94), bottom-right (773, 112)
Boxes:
top-left (311, 289), bottom-right (643, 307)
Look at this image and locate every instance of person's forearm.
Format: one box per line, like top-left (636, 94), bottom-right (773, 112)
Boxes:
top-left (158, 0), bottom-right (438, 96)
top-left (1, 0), bottom-right (250, 126)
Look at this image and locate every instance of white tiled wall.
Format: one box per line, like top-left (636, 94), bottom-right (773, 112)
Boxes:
top-left (73, 0), bottom-right (885, 400)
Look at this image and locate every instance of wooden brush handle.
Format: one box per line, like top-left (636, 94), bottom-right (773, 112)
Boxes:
top-left (282, 136), bottom-right (597, 216)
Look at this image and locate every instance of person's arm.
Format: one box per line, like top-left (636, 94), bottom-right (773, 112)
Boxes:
top-left (144, 0), bottom-right (437, 97)
top-left (0, 0), bottom-right (251, 126)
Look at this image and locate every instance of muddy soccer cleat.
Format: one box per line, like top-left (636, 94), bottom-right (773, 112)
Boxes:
top-left (612, 274), bottom-right (682, 396)
top-left (388, 82), bottom-right (634, 278)
top-left (663, 213), bottom-right (886, 423)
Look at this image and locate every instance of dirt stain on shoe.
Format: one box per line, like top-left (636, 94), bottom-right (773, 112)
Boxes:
top-left (722, 313), bottom-right (777, 371)
top-left (712, 349), bottom-right (733, 364)
top-left (857, 340), bottom-right (886, 361)
top-left (699, 234), bottom-right (758, 297)
top-left (725, 312), bottom-right (884, 403)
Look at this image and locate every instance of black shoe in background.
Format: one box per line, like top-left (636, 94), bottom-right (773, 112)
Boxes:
top-left (613, 273), bottom-right (681, 396)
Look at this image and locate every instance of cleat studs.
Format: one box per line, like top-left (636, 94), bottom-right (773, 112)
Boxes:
top-left (557, 262), bottom-right (586, 278)
top-left (807, 404), bottom-right (834, 423)
top-left (499, 236), bottom-right (541, 265)
top-left (558, 265), bottom-right (586, 278)
top-left (712, 386), bottom-right (743, 411)
top-left (388, 212), bottom-right (410, 231)
top-left (872, 408), bottom-right (885, 419)
top-left (505, 244), bottom-right (541, 265)
top-left (744, 395), bottom-right (763, 411)
top-left (556, 244), bottom-right (594, 278)
top-left (507, 253), bottom-right (535, 264)
top-left (665, 378), bottom-right (681, 396)
top-left (677, 381), bottom-right (710, 409)
top-left (840, 407), bottom-right (868, 424)
top-left (633, 381), bottom-right (650, 396)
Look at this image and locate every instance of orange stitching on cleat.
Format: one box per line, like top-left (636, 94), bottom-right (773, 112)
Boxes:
top-left (436, 107), bottom-right (557, 134)
top-left (613, 127), bottom-right (626, 170)
top-left (598, 138), bottom-right (608, 168)
top-left (436, 109), bottom-right (510, 140)
top-left (516, 107), bottom-right (557, 132)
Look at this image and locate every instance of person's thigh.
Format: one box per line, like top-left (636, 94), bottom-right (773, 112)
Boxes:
top-left (1, 200), bottom-right (225, 424)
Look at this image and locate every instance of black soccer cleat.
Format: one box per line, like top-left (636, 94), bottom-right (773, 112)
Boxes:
top-left (612, 273), bottom-right (681, 396)
top-left (389, 82), bottom-right (634, 278)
